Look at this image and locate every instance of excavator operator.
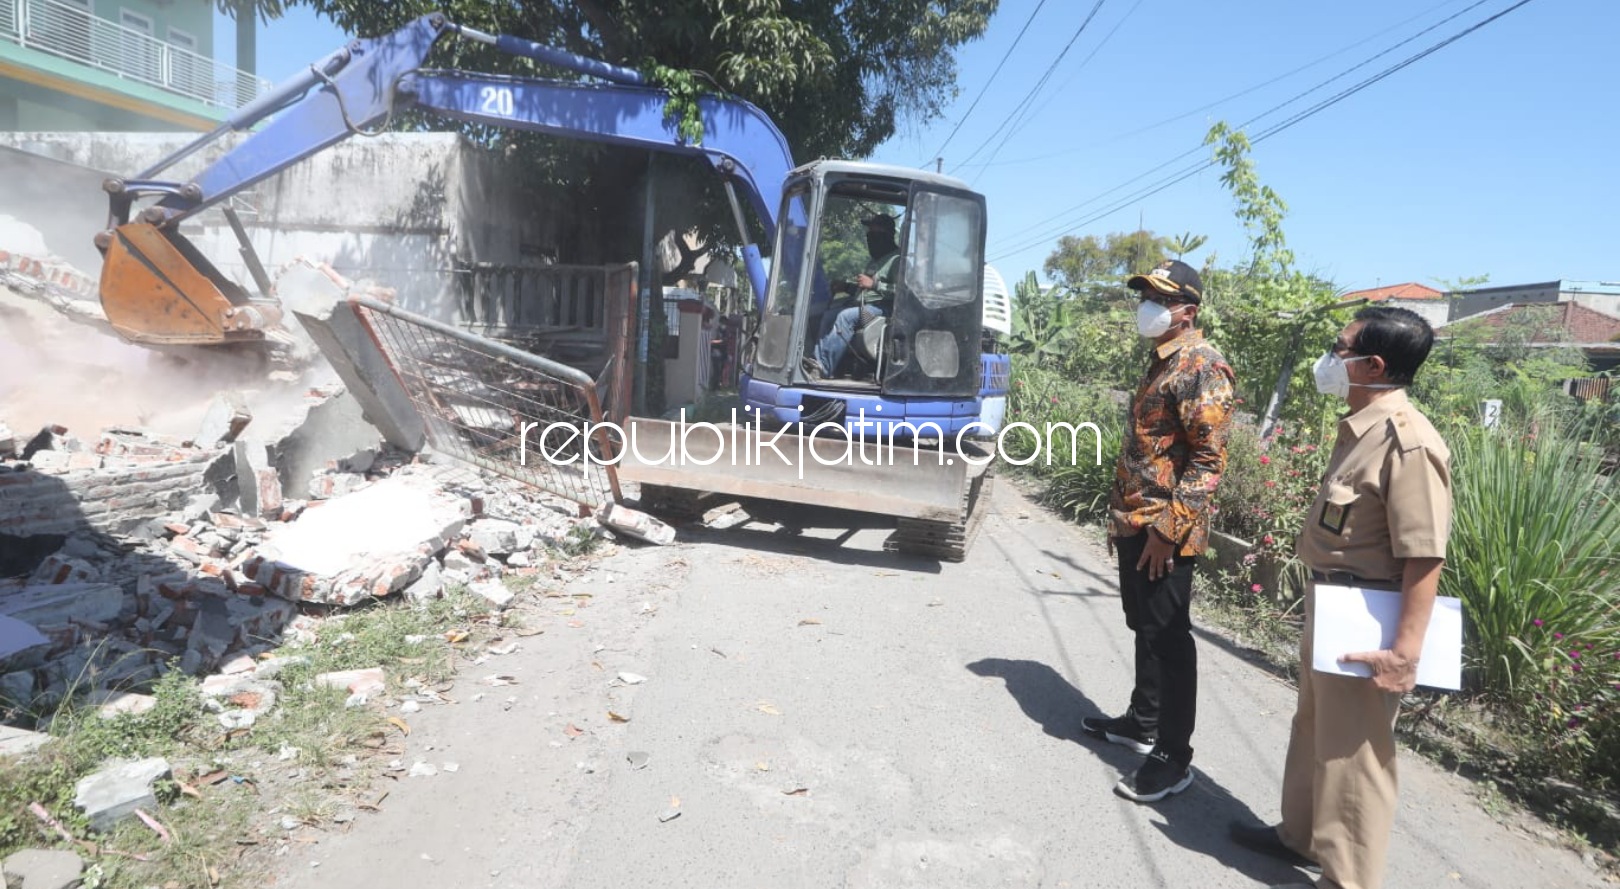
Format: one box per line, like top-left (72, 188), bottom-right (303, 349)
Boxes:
top-left (807, 212), bottom-right (899, 379)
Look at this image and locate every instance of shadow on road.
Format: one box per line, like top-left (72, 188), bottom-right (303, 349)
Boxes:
top-left (650, 497), bottom-right (948, 574)
top-left (965, 657), bottom-right (1312, 887)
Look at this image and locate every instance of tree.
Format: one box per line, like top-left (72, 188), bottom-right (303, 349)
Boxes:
top-left (1197, 121), bottom-right (1347, 435)
top-left (1042, 229), bottom-right (1178, 302)
top-left (277, 1), bottom-right (996, 164)
top-left (1168, 231), bottom-right (1207, 260)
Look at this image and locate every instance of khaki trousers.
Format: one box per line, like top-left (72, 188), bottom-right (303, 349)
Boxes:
top-left (1277, 581), bottom-right (1402, 889)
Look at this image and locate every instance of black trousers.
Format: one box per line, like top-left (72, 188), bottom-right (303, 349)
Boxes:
top-left (1114, 530), bottom-right (1198, 764)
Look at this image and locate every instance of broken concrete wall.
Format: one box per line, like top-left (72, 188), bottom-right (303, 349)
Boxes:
top-left (0, 144), bottom-right (113, 275)
top-left (0, 132), bottom-right (557, 325)
top-left (0, 445), bottom-right (218, 537)
top-left (278, 261), bottom-right (426, 453)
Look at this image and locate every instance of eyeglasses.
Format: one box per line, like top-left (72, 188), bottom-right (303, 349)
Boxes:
top-left (1140, 292), bottom-right (1191, 308)
top-left (1330, 338), bottom-right (1358, 356)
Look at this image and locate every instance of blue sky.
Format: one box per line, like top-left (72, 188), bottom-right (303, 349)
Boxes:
top-left (218, 0), bottom-right (1615, 294)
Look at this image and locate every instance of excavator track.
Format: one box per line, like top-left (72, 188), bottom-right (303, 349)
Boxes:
top-left (884, 464), bottom-right (995, 562)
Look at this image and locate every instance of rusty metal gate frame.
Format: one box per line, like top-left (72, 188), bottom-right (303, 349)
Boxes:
top-left (347, 295), bottom-right (623, 510)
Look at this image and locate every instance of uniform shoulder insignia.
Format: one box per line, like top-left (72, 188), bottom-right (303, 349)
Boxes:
top-left (1389, 411), bottom-right (1430, 452)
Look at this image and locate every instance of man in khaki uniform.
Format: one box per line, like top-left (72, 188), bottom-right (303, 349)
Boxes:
top-left (1230, 306), bottom-right (1452, 889)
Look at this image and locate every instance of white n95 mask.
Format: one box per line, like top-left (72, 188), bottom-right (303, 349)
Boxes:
top-left (1313, 352), bottom-right (1397, 399)
top-left (1136, 301), bottom-right (1174, 338)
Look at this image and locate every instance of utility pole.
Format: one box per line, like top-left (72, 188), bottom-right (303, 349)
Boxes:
top-left (1258, 298), bottom-right (1369, 447)
top-left (935, 157), bottom-right (943, 173)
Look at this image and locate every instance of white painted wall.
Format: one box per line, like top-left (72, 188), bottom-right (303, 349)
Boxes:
top-left (0, 131), bottom-right (556, 323)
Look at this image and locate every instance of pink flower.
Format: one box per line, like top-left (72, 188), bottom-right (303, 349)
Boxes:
top-left (1050, 396), bottom-right (1059, 404)
top-left (1251, 583), bottom-right (1263, 593)
top-left (1554, 632), bottom-right (1564, 640)
top-left (1259, 455), bottom-right (1271, 465)
top-left (1571, 650), bottom-right (1581, 659)
top-left (1262, 535), bottom-right (1275, 545)
top-left (1533, 619), bottom-right (1543, 626)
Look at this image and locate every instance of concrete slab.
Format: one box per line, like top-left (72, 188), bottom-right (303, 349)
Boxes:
top-left (0, 582), bottom-right (123, 627)
top-left (280, 260), bottom-right (426, 453)
top-left (195, 391), bottom-right (252, 447)
top-left (0, 614), bottom-right (48, 662)
top-left (2, 848), bottom-right (84, 889)
top-left (240, 474), bottom-right (471, 606)
top-left (0, 724), bottom-right (50, 759)
top-left (73, 756), bottom-right (171, 832)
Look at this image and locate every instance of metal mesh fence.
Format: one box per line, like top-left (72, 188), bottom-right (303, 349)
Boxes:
top-left (348, 296), bottom-right (622, 509)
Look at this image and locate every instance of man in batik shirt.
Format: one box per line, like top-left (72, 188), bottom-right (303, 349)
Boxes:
top-left (1083, 259), bottom-right (1237, 804)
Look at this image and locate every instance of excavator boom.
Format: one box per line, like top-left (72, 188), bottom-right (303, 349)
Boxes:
top-left (93, 13), bottom-right (790, 348)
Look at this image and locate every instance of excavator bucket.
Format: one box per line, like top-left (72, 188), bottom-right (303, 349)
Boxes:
top-left (98, 222), bottom-right (283, 346)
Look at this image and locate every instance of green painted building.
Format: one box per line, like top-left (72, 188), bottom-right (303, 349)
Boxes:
top-left (0, 0), bottom-right (266, 132)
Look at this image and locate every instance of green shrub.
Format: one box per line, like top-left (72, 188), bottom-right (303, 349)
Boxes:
top-left (1442, 412), bottom-right (1620, 715)
top-left (1002, 361), bottom-right (1125, 523)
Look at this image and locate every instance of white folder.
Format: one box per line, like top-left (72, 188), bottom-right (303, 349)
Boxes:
top-left (1310, 583), bottom-right (1464, 691)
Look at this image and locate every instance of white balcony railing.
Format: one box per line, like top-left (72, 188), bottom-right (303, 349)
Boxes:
top-left (0, 0), bottom-right (272, 113)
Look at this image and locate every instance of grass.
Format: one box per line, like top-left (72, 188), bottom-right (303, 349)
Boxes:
top-left (0, 584), bottom-right (519, 889)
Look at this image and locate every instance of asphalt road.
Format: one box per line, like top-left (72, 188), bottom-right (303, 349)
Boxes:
top-left (275, 480), bottom-right (1605, 889)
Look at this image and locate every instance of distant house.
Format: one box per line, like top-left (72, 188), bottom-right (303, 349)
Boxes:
top-left (1435, 301), bottom-right (1620, 374)
top-left (1339, 282), bottom-right (1448, 327)
top-left (0, 0), bottom-right (270, 132)
top-left (1447, 279), bottom-right (1620, 323)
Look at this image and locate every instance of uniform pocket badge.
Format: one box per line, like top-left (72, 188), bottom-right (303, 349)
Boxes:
top-left (1319, 500), bottom-right (1350, 534)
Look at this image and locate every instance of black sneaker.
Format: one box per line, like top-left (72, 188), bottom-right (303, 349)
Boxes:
top-left (1081, 713), bottom-right (1156, 755)
top-left (1114, 749), bottom-right (1193, 803)
top-left (1230, 821), bottom-right (1320, 872)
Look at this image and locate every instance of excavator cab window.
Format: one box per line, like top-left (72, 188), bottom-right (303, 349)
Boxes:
top-left (754, 186), bottom-right (812, 373)
top-left (880, 186), bottom-right (985, 396)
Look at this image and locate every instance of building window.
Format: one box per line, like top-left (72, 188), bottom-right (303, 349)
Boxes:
top-left (117, 8), bottom-right (158, 81)
top-left (167, 26), bottom-right (200, 94)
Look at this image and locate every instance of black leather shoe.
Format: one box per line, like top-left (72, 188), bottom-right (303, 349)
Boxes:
top-left (1229, 821), bottom-right (1320, 871)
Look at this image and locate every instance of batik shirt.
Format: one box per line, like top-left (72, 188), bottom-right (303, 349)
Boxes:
top-left (1108, 329), bottom-right (1237, 557)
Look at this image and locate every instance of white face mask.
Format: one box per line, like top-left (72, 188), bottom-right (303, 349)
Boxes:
top-left (1313, 352), bottom-right (1399, 399)
top-left (1136, 300), bottom-right (1177, 338)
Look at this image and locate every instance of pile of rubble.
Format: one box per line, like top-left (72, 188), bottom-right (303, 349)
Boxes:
top-left (0, 385), bottom-right (618, 720)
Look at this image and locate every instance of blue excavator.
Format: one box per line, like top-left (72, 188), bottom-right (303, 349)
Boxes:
top-left (91, 13), bottom-right (1010, 558)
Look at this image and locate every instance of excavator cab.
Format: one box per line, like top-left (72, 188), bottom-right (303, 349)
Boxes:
top-left (743, 161), bottom-right (989, 435)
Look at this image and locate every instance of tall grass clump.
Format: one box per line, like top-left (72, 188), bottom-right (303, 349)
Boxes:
top-left (1002, 361), bottom-right (1126, 524)
top-left (1443, 410), bottom-right (1620, 706)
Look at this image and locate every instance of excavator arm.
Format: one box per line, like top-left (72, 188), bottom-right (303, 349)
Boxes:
top-left (94, 12), bottom-right (793, 347)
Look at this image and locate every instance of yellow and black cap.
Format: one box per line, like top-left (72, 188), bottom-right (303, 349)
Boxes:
top-left (1127, 259), bottom-right (1203, 304)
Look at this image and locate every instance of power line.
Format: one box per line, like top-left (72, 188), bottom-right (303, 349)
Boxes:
top-left (988, 0), bottom-right (1538, 263)
top-left (926, 0), bottom-right (1053, 165)
top-left (991, 0), bottom-right (1496, 251)
top-left (949, 0), bottom-right (1111, 175)
top-left (952, 0), bottom-right (1465, 172)
top-left (968, 0), bottom-right (1143, 184)
top-left (989, 0), bottom-right (1502, 257)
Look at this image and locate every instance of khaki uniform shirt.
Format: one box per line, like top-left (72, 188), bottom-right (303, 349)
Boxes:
top-left (1296, 389), bottom-right (1452, 583)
